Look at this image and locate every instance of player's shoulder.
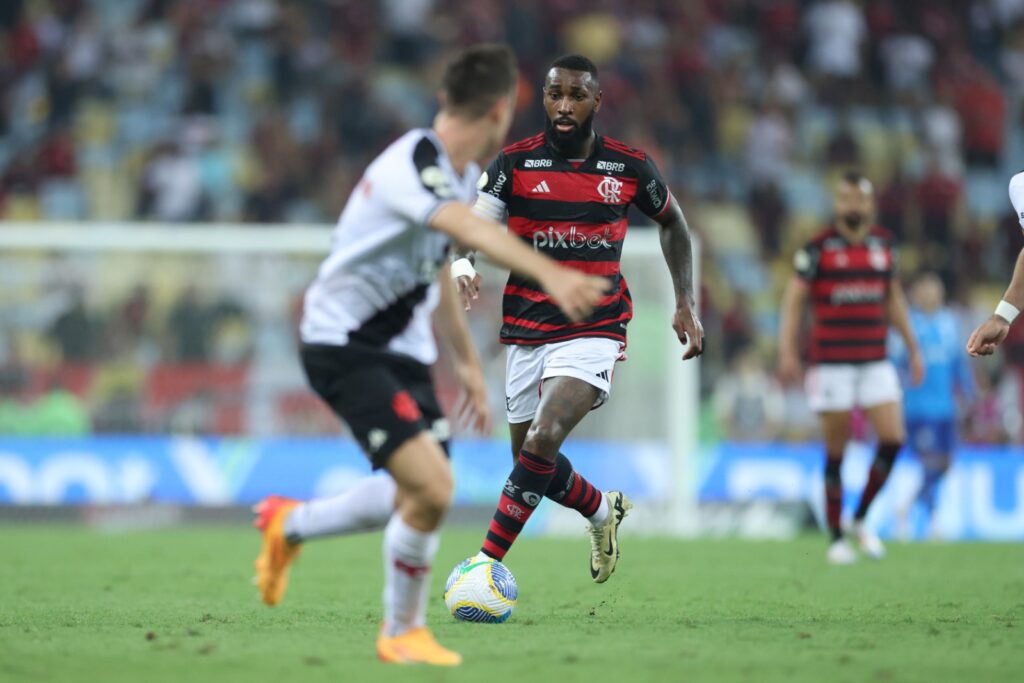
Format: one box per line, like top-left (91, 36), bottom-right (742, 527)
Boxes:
top-left (367, 129), bottom-right (457, 200)
top-left (599, 135), bottom-right (649, 164)
top-left (501, 132), bottom-right (547, 158)
top-left (867, 224), bottom-right (896, 244)
top-left (805, 226), bottom-right (838, 250)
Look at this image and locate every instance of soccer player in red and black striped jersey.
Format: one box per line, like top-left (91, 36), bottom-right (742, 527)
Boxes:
top-left (452, 54), bottom-right (703, 583)
top-left (778, 171), bottom-right (924, 565)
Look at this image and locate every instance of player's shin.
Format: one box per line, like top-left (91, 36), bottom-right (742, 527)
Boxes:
top-left (382, 513), bottom-right (440, 637)
top-left (481, 450), bottom-right (557, 560)
top-left (545, 452), bottom-right (607, 526)
top-left (283, 474), bottom-right (396, 543)
top-left (854, 442), bottom-right (901, 520)
top-left (824, 455), bottom-right (843, 541)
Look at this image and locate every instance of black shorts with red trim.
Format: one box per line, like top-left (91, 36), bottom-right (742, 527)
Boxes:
top-left (300, 343), bottom-right (449, 470)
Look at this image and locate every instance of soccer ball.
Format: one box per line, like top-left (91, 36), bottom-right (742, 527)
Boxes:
top-left (443, 556), bottom-right (518, 623)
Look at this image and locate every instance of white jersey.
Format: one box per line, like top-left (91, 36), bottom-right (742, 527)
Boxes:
top-left (301, 129), bottom-right (480, 364)
top-left (1010, 171), bottom-right (1024, 230)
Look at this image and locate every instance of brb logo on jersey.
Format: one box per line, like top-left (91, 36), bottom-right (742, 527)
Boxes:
top-left (524, 159), bottom-right (552, 168)
top-left (596, 160), bottom-right (625, 172)
top-left (597, 176), bottom-right (623, 203)
top-left (533, 226), bottom-right (613, 251)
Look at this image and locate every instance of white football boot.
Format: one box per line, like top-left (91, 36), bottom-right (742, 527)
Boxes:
top-left (827, 537), bottom-right (858, 565)
top-left (589, 491), bottom-right (632, 583)
top-left (851, 520), bottom-right (886, 560)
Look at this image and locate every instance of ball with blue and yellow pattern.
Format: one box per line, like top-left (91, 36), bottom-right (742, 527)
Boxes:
top-left (443, 555), bottom-right (518, 623)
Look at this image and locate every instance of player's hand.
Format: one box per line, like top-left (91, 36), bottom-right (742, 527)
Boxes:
top-left (672, 300), bottom-right (704, 360)
top-left (966, 315), bottom-right (1011, 357)
top-left (455, 272), bottom-right (482, 311)
top-left (777, 350), bottom-right (802, 385)
top-left (908, 348), bottom-right (926, 386)
top-left (453, 359), bottom-right (492, 435)
top-left (541, 268), bottom-right (610, 322)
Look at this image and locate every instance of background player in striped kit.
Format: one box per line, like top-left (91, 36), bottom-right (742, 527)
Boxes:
top-left (967, 171), bottom-right (1024, 356)
top-left (251, 45), bottom-right (609, 666)
top-left (453, 54), bottom-right (704, 583)
top-left (891, 273), bottom-right (975, 539)
top-left (778, 171), bottom-right (924, 565)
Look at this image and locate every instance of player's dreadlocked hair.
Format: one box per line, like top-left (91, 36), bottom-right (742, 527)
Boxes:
top-left (441, 44), bottom-right (518, 119)
top-left (549, 54), bottom-right (599, 84)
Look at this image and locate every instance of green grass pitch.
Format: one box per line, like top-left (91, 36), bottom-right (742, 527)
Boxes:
top-left (1, 526), bottom-right (1021, 682)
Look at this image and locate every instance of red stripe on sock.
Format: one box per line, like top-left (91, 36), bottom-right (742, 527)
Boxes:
top-left (482, 538), bottom-right (507, 560)
top-left (582, 489), bottom-right (603, 518)
top-left (518, 454), bottom-right (555, 475)
top-left (393, 558), bottom-right (430, 578)
top-left (488, 520), bottom-right (516, 543)
top-left (563, 472), bottom-right (585, 505)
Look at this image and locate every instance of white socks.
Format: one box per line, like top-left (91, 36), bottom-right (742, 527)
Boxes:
top-left (283, 475), bottom-right (396, 542)
top-left (588, 496), bottom-right (610, 527)
top-left (382, 514), bottom-right (440, 637)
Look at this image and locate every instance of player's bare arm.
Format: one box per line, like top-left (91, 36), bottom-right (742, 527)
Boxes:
top-left (431, 202), bottom-right (610, 322)
top-left (886, 277), bottom-right (924, 385)
top-left (777, 275), bottom-right (808, 384)
top-left (433, 263), bottom-right (491, 434)
top-left (654, 196), bottom-right (704, 360)
top-left (967, 171), bottom-right (1024, 357)
top-left (967, 248), bottom-right (1024, 356)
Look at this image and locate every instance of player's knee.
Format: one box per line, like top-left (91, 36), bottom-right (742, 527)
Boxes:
top-left (416, 472), bottom-right (453, 519)
top-left (522, 421), bottom-right (565, 458)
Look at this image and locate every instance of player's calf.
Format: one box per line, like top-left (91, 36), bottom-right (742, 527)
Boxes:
top-left (480, 450), bottom-right (556, 560)
top-left (546, 452), bottom-right (608, 525)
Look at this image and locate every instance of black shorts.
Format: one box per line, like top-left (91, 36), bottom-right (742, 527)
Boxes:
top-left (300, 343), bottom-right (450, 470)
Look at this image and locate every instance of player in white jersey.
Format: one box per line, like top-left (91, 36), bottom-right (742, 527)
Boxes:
top-left (967, 171), bottom-right (1024, 356)
top-left (251, 45), bottom-right (609, 667)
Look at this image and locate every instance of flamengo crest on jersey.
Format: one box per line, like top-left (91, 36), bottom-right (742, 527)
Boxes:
top-left (475, 132), bottom-right (672, 346)
top-left (300, 129), bottom-right (479, 364)
top-left (795, 225), bottom-right (896, 365)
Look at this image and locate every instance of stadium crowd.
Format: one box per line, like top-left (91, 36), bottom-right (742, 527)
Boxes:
top-left (1, 0), bottom-right (1023, 441)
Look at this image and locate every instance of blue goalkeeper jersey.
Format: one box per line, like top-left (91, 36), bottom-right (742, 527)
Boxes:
top-left (889, 307), bottom-right (975, 420)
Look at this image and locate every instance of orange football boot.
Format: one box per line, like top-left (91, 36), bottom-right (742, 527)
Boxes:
top-left (376, 626), bottom-right (462, 666)
top-left (253, 495), bottom-right (301, 606)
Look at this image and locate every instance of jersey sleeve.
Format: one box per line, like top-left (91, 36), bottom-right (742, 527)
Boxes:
top-left (1010, 171), bottom-right (1024, 230)
top-left (473, 152), bottom-right (512, 221)
top-left (793, 241), bottom-right (821, 281)
top-left (384, 135), bottom-right (460, 225)
top-left (633, 154), bottom-right (672, 219)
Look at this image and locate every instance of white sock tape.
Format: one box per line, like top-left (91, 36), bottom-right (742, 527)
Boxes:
top-left (450, 257), bottom-right (477, 281)
top-left (995, 300), bottom-right (1020, 324)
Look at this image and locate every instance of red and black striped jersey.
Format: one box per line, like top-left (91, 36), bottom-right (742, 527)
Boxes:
top-left (795, 226), bottom-right (896, 365)
top-left (475, 132), bottom-right (672, 345)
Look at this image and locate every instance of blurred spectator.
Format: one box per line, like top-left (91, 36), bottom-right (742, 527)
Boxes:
top-left (137, 142), bottom-right (208, 222)
top-left (804, 0), bottom-right (867, 103)
top-left (167, 286), bottom-right (210, 361)
top-left (744, 100), bottom-right (793, 189)
top-left (49, 286), bottom-right (95, 361)
top-left (712, 347), bottom-right (784, 441)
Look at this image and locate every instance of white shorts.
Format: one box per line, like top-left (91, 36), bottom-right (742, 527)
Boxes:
top-left (505, 337), bottom-right (624, 423)
top-left (805, 360), bottom-right (902, 413)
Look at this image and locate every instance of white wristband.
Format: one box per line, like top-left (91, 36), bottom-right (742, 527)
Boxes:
top-left (995, 300), bottom-right (1020, 324)
top-left (450, 257), bottom-right (477, 281)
